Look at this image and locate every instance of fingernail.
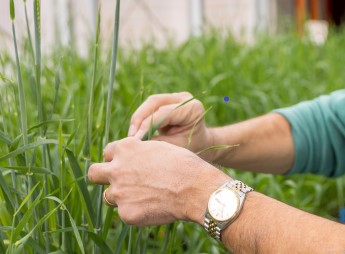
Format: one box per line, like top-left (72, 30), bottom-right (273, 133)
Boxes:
top-left (134, 129), bottom-right (144, 140)
top-left (128, 125), bottom-right (136, 137)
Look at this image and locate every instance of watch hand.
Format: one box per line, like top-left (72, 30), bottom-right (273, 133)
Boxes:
top-left (216, 197), bottom-right (226, 207)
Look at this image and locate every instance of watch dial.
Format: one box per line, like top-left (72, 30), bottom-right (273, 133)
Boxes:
top-left (208, 188), bottom-right (239, 221)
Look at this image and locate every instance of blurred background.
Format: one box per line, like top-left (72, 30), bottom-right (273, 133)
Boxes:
top-left (1, 0), bottom-right (345, 54)
top-left (0, 1), bottom-right (344, 253)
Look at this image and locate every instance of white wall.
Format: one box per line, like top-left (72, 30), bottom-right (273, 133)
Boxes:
top-left (0, 0), bottom-right (277, 55)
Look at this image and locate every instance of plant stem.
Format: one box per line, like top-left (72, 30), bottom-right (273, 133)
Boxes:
top-left (104, 0), bottom-right (120, 146)
top-left (11, 3), bottom-right (29, 168)
top-left (97, 0), bottom-right (121, 236)
top-left (84, 6), bottom-right (101, 244)
top-left (11, 8), bottom-right (31, 248)
top-left (23, 0), bottom-right (34, 61)
top-left (33, 0), bottom-right (50, 251)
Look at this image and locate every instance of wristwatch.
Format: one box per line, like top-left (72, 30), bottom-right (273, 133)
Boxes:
top-left (204, 180), bottom-right (253, 241)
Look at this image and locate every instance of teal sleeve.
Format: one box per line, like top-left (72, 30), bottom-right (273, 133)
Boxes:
top-left (274, 89), bottom-right (345, 177)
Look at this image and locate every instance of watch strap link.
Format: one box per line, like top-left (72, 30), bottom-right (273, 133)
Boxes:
top-left (226, 180), bottom-right (253, 196)
top-left (204, 217), bottom-right (221, 240)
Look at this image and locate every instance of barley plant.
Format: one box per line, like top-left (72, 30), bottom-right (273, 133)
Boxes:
top-left (1, 1), bottom-right (345, 253)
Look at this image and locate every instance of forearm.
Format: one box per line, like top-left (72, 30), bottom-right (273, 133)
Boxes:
top-left (222, 191), bottom-right (345, 254)
top-left (208, 113), bottom-right (294, 174)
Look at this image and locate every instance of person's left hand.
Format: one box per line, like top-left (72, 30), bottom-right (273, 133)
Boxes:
top-left (88, 137), bottom-right (231, 226)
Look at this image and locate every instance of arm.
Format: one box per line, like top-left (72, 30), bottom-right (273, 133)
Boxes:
top-left (88, 138), bottom-right (345, 254)
top-left (208, 113), bottom-right (294, 174)
top-left (221, 191), bottom-right (345, 254)
top-left (129, 90), bottom-right (345, 176)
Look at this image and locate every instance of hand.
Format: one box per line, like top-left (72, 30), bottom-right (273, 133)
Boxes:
top-left (88, 137), bottom-right (231, 226)
top-left (128, 92), bottom-right (214, 161)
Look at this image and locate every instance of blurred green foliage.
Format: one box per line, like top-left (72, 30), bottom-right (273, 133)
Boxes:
top-left (0, 22), bottom-right (345, 253)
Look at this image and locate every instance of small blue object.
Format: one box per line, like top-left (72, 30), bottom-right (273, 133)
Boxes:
top-left (340, 207), bottom-right (345, 224)
top-left (223, 96), bottom-right (230, 102)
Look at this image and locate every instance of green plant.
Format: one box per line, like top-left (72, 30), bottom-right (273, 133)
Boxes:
top-left (0, 2), bottom-right (345, 253)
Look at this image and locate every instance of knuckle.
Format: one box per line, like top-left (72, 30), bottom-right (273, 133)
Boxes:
top-left (104, 143), bottom-right (111, 152)
top-left (192, 100), bottom-right (204, 114)
top-left (109, 163), bottom-right (120, 179)
top-left (104, 142), bottom-right (116, 154)
top-left (107, 186), bottom-right (118, 199)
top-left (123, 136), bottom-right (138, 146)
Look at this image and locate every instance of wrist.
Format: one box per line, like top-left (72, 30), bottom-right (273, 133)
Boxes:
top-left (197, 128), bottom-right (218, 163)
top-left (204, 127), bottom-right (224, 163)
top-left (180, 162), bottom-right (231, 225)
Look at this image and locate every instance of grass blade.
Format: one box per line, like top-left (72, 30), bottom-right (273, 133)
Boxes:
top-left (66, 149), bottom-right (96, 227)
top-left (10, 188), bottom-right (42, 245)
top-left (0, 131), bottom-right (12, 145)
top-left (104, 0), bottom-right (121, 146)
top-left (46, 196), bottom-right (85, 254)
top-left (11, 1), bottom-right (29, 163)
top-left (114, 224), bottom-right (130, 254)
top-left (0, 139), bottom-right (59, 161)
top-left (12, 191), bottom-right (71, 254)
top-left (0, 168), bottom-right (15, 215)
top-left (196, 144), bottom-right (240, 156)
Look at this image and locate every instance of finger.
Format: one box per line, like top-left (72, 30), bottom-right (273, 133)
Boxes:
top-left (103, 188), bottom-right (117, 207)
top-left (88, 162), bottom-right (113, 184)
top-left (129, 92), bottom-right (192, 137)
top-left (134, 103), bottom-right (179, 139)
top-left (103, 141), bottom-right (118, 162)
top-left (135, 101), bottom-right (200, 140)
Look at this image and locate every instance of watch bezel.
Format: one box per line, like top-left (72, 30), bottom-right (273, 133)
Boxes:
top-left (207, 187), bottom-right (240, 222)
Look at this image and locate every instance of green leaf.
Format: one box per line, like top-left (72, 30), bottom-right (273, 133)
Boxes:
top-left (0, 169), bottom-right (15, 215)
top-left (28, 119), bottom-right (74, 133)
top-left (10, 0), bottom-right (15, 20)
top-left (2, 165), bottom-right (57, 176)
top-left (13, 182), bottom-right (40, 217)
top-left (0, 139), bottom-right (59, 161)
top-left (196, 144), bottom-right (240, 156)
top-left (0, 131), bottom-right (12, 145)
top-left (26, 237), bottom-right (46, 254)
top-left (87, 231), bottom-right (113, 254)
top-left (45, 196), bottom-right (85, 254)
top-left (66, 149), bottom-right (96, 227)
top-left (101, 206), bottom-right (113, 238)
top-left (11, 187), bottom-right (42, 244)
top-left (114, 224), bottom-right (130, 254)
top-left (12, 193), bottom-right (68, 254)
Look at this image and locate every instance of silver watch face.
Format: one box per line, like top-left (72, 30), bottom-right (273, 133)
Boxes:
top-left (208, 188), bottom-right (240, 221)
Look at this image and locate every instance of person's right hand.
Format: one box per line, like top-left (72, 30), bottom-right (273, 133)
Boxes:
top-left (128, 92), bottom-right (214, 160)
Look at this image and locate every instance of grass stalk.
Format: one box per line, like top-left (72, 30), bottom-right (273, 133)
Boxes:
top-left (32, 0), bottom-right (50, 251)
top-left (84, 6), bottom-right (101, 244)
top-left (0, 94), bottom-right (18, 208)
top-left (10, 0), bottom-right (29, 165)
top-left (9, 5), bottom-right (31, 244)
top-left (96, 0), bottom-right (121, 236)
top-left (103, 0), bottom-right (121, 146)
top-left (23, 0), bottom-right (34, 60)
